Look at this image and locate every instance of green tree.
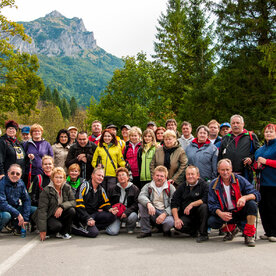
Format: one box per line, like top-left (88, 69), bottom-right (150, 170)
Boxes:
top-left (52, 88), bottom-right (61, 108)
top-left (0, 0), bottom-right (44, 123)
top-left (60, 98), bottom-right (70, 119)
top-left (40, 85), bottom-right (52, 102)
top-left (70, 96), bottom-right (78, 116)
top-left (153, 0), bottom-right (215, 114)
top-left (86, 53), bottom-right (174, 129)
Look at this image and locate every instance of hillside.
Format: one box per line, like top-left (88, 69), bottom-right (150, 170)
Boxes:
top-left (10, 10), bottom-right (124, 105)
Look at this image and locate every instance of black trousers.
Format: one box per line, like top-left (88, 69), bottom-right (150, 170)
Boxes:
top-left (177, 204), bottom-right (208, 236)
top-left (101, 176), bottom-right (117, 197)
top-left (259, 186), bottom-right (276, 237)
top-left (47, 207), bottom-right (75, 235)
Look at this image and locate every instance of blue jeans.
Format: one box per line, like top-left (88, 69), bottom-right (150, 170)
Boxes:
top-left (0, 212), bottom-right (12, 231)
top-left (106, 212), bottom-right (138, 235)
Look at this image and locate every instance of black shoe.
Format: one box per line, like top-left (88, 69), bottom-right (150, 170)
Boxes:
top-left (223, 227), bottom-right (239, 241)
top-left (137, 232), bottom-right (152, 239)
top-left (151, 227), bottom-right (162, 233)
top-left (163, 230), bottom-right (171, 237)
top-left (196, 235), bottom-right (209, 243)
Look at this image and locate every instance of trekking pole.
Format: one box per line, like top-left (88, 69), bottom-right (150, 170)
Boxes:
top-left (27, 159), bottom-right (32, 190)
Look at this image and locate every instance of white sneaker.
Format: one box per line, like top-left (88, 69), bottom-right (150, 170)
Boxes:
top-left (56, 233), bottom-right (72, 239)
top-left (127, 230), bottom-right (134, 234)
top-left (268, 236), bottom-right (276, 242)
top-left (260, 234), bottom-right (269, 240)
top-left (56, 232), bottom-right (63, 238)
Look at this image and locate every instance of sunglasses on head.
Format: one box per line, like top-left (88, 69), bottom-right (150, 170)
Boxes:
top-left (10, 171), bottom-right (21, 176)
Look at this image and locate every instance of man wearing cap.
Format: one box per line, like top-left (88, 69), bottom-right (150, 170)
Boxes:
top-left (220, 122), bottom-right (231, 137)
top-left (68, 126), bottom-right (78, 145)
top-left (121, 125), bottom-right (131, 142)
top-left (106, 124), bottom-right (125, 151)
top-left (146, 121), bottom-right (157, 133)
top-left (21, 126), bottom-right (31, 143)
top-left (88, 120), bottom-right (102, 146)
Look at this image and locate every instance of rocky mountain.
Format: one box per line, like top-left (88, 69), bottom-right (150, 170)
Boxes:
top-left (10, 11), bottom-right (123, 105)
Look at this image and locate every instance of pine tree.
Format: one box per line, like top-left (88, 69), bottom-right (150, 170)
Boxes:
top-left (52, 88), bottom-right (61, 108)
top-left (40, 86), bottom-right (52, 102)
top-left (70, 97), bottom-right (78, 117)
top-left (61, 98), bottom-right (70, 119)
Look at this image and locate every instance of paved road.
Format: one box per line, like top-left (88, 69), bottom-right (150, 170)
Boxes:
top-left (0, 226), bottom-right (275, 276)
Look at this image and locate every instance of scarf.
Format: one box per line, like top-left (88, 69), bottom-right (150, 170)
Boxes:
top-left (67, 176), bottom-right (81, 189)
top-left (163, 145), bottom-right (178, 170)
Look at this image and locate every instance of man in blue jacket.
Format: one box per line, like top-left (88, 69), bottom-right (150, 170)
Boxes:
top-left (0, 164), bottom-right (31, 234)
top-left (208, 159), bottom-right (260, 247)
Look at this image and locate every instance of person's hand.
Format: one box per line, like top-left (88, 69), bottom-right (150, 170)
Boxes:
top-left (257, 157), bottom-right (266, 167)
top-left (77, 154), bottom-right (87, 163)
top-left (174, 218), bottom-right (183, 230)
top-left (184, 204), bottom-right (193, 215)
top-left (121, 213), bottom-right (127, 219)
top-left (40, 232), bottom-right (47, 241)
top-left (109, 207), bottom-right (118, 215)
top-left (28, 154), bottom-right (35, 160)
top-left (0, 174), bottom-right (4, 180)
top-left (54, 207), bottom-right (63, 218)
top-left (147, 203), bottom-right (156, 216)
top-left (243, 157), bottom-right (252, 166)
top-left (156, 213), bottom-right (166, 224)
top-left (218, 212), bottom-right (232, 222)
top-left (237, 196), bottom-right (246, 208)
top-left (97, 209), bottom-right (103, 212)
top-left (87, 219), bottom-right (95, 226)
top-left (17, 214), bottom-right (25, 226)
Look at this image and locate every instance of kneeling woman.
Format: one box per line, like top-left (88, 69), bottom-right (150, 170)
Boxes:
top-left (106, 168), bottom-right (140, 235)
top-left (34, 167), bottom-right (76, 241)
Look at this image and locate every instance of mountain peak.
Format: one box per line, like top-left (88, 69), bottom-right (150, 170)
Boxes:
top-left (45, 10), bottom-right (64, 18)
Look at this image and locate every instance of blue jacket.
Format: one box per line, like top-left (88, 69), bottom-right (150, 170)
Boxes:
top-left (185, 140), bottom-right (218, 181)
top-left (208, 174), bottom-right (260, 215)
top-left (0, 176), bottom-right (31, 221)
top-left (255, 138), bottom-right (276, 187)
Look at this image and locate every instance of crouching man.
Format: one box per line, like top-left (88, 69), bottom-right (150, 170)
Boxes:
top-left (0, 164), bottom-right (32, 235)
top-left (137, 165), bottom-right (175, 238)
top-left (72, 167), bottom-right (117, 238)
top-left (208, 159), bottom-right (260, 247)
top-left (171, 165), bottom-right (209, 243)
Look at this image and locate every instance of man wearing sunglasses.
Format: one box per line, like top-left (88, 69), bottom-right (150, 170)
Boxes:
top-left (0, 164), bottom-right (31, 235)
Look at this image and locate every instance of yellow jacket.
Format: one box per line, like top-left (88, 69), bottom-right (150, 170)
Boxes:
top-left (92, 143), bottom-right (126, 177)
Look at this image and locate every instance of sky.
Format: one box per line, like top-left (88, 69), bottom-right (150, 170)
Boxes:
top-left (2, 0), bottom-right (168, 59)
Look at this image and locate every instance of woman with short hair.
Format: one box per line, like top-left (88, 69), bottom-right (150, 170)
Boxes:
top-left (34, 167), bottom-right (76, 241)
top-left (150, 130), bottom-right (187, 187)
top-left (185, 125), bottom-right (218, 181)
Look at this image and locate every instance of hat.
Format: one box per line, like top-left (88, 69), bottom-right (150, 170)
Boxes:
top-left (68, 126), bottom-right (78, 131)
top-left (5, 120), bottom-right (18, 130)
top-left (106, 124), bottom-right (118, 131)
top-left (220, 122), bottom-right (231, 129)
top-left (147, 121), bottom-right (156, 127)
top-left (121, 124), bottom-right (131, 130)
top-left (21, 126), bottom-right (30, 134)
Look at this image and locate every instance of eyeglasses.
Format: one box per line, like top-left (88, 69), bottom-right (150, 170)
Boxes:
top-left (10, 171), bottom-right (21, 176)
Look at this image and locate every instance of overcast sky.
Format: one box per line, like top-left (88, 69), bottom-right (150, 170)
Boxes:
top-left (3, 0), bottom-right (168, 58)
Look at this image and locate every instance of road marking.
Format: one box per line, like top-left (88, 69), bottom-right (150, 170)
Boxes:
top-left (0, 236), bottom-right (39, 275)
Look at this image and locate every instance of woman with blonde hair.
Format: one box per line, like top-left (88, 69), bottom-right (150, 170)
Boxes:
top-left (138, 129), bottom-right (158, 188)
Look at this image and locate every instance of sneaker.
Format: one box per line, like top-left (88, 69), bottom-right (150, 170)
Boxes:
top-left (223, 227), bottom-right (239, 241)
top-left (56, 233), bottom-right (72, 240)
top-left (268, 236), bottom-right (276, 242)
top-left (127, 230), bottom-right (134, 234)
top-left (244, 235), bottom-right (255, 247)
top-left (260, 234), bottom-right (269, 240)
top-left (196, 235), bottom-right (209, 243)
top-left (137, 232), bottom-right (151, 239)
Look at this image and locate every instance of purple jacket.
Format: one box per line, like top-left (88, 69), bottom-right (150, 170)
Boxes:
top-left (24, 139), bottom-right (53, 175)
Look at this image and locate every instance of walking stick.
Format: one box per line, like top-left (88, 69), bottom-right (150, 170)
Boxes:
top-left (27, 159), bottom-right (32, 190)
top-left (254, 170), bottom-right (261, 240)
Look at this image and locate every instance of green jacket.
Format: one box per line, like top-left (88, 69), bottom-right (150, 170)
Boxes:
top-left (33, 182), bottom-right (76, 232)
top-left (138, 146), bottom-right (156, 181)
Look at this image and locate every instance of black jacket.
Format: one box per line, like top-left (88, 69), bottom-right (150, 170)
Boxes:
top-left (171, 178), bottom-right (208, 215)
top-left (30, 173), bottom-right (51, 206)
top-left (65, 141), bottom-right (97, 180)
top-left (109, 183), bottom-right (139, 216)
top-left (75, 181), bottom-right (111, 223)
top-left (0, 134), bottom-right (26, 175)
top-left (218, 130), bottom-right (260, 174)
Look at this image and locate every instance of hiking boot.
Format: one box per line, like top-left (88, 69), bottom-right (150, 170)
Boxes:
top-left (137, 232), bottom-right (151, 239)
top-left (223, 227), bottom-right (239, 241)
top-left (196, 235), bottom-right (209, 243)
top-left (244, 235), bottom-right (255, 247)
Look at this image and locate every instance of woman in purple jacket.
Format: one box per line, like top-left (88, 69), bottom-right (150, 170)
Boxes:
top-left (24, 124), bottom-right (53, 180)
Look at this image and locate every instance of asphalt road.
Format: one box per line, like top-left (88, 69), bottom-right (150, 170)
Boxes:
top-left (0, 225), bottom-right (275, 276)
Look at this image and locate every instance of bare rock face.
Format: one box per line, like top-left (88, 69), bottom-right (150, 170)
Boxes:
top-left (11, 10), bottom-right (97, 57)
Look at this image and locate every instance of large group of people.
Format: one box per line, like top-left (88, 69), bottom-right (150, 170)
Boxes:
top-left (0, 115), bottom-right (275, 248)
